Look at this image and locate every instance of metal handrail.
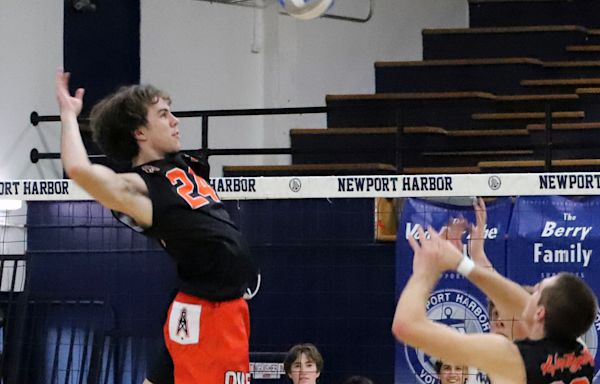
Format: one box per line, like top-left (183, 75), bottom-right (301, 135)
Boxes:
top-left (30, 106), bottom-right (328, 126)
top-left (29, 100), bottom-right (567, 172)
top-left (29, 106), bottom-right (331, 163)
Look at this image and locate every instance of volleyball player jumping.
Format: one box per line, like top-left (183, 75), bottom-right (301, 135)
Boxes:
top-left (56, 68), bottom-right (257, 384)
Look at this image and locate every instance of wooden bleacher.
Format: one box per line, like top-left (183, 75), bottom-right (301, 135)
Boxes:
top-left (520, 78), bottom-right (600, 94)
top-left (422, 25), bottom-right (596, 61)
top-left (567, 45), bottom-right (600, 53)
top-left (325, 91), bottom-right (584, 129)
top-left (223, 0), bottom-right (600, 177)
top-left (468, 0), bottom-right (600, 29)
top-left (470, 111), bottom-right (584, 120)
top-left (479, 158), bottom-right (600, 173)
top-left (375, 58), bottom-right (542, 94)
top-left (376, 59), bottom-right (600, 94)
top-left (290, 126), bottom-right (534, 167)
top-left (222, 163), bottom-right (397, 177)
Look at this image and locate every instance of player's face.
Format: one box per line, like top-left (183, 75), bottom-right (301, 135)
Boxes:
top-left (489, 305), bottom-right (508, 337)
top-left (141, 97), bottom-right (180, 156)
top-left (288, 353), bottom-right (320, 384)
top-left (490, 305), bottom-right (529, 341)
top-left (438, 363), bottom-right (466, 384)
top-left (522, 275), bottom-right (558, 328)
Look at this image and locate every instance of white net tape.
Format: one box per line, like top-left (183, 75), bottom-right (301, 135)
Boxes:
top-left (1, 173), bottom-right (600, 201)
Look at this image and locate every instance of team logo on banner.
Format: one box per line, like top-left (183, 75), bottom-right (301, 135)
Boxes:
top-left (289, 178), bottom-right (302, 192)
top-left (405, 289), bottom-right (489, 384)
top-left (487, 175), bottom-right (501, 191)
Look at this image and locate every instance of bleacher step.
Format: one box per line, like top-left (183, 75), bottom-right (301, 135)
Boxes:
top-left (222, 163), bottom-right (397, 177)
top-left (471, 111), bottom-right (584, 120)
top-left (468, 0), bottom-right (600, 28)
top-left (566, 45), bottom-right (600, 53)
top-left (423, 25), bottom-right (593, 60)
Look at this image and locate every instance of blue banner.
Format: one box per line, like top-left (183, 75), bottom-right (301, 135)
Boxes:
top-left (507, 195), bottom-right (600, 382)
top-left (395, 197), bottom-right (512, 384)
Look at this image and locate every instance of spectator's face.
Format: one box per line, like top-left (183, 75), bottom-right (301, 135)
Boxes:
top-left (288, 352), bottom-right (320, 384)
top-left (438, 363), bottom-right (466, 384)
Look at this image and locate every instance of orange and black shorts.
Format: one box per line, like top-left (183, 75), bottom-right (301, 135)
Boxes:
top-left (164, 292), bottom-right (250, 384)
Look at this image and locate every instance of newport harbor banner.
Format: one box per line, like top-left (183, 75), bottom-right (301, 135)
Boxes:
top-left (507, 196), bottom-right (600, 383)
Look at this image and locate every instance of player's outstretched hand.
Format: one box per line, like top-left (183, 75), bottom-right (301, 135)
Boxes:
top-left (55, 67), bottom-right (84, 117)
top-left (440, 216), bottom-right (467, 253)
top-left (468, 197), bottom-right (493, 269)
top-left (408, 226), bottom-right (464, 276)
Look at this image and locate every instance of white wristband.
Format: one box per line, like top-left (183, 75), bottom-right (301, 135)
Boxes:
top-left (456, 256), bottom-right (475, 277)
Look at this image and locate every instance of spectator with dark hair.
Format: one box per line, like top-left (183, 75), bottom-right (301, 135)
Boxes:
top-left (434, 360), bottom-right (468, 384)
top-left (283, 343), bottom-right (324, 384)
top-left (342, 375), bottom-right (374, 384)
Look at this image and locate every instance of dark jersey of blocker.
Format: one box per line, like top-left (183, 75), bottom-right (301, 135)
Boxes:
top-left (516, 338), bottom-right (594, 384)
top-left (114, 153), bottom-right (257, 302)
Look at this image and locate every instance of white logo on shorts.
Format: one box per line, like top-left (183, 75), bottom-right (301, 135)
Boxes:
top-left (169, 302), bottom-right (201, 344)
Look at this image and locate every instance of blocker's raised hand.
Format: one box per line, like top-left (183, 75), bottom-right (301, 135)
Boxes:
top-left (468, 197), bottom-right (493, 269)
top-left (55, 67), bottom-right (85, 117)
top-left (408, 226), bottom-right (464, 276)
top-left (442, 216), bottom-right (468, 252)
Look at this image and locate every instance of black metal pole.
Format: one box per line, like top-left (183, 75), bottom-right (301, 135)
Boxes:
top-left (202, 116), bottom-right (209, 158)
top-left (544, 103), bottom-right (553, 171)
top-left (395, 108), bottom-right (404, 174)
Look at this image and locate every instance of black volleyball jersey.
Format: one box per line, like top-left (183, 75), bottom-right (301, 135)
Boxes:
top-left (516, 338), bottom-right (594, 384)
top-left (115, 153), bottom-right (256, 302)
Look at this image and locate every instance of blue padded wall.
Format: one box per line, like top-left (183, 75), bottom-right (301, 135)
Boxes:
top-left (24, 198), bottom-right (394, 383)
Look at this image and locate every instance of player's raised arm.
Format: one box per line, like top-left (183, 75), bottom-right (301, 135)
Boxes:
top-left (392, 226), bottom-right (525, 383)
top-left (468, 198), bottom-right (492, 268)
top-left (465, 198), bottom-right (530, 320)
top-left (56, 68), bottom-right (150, 223)
top-left (56, 68), bottom-right (88, 174)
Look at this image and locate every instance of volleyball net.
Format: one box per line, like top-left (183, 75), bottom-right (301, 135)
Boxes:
top-left (2, 172), bottom-right (599, 201)
top-left (1, 172), bottom-right (600, 384)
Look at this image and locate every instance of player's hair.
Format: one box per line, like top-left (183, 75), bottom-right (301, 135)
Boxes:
top-left (434, 360), bottom-right (443, 374)
top-left (90, 84), bottom-right (171, 161)
top-left (283, 343), bottom-right (324, 376)
top-left (540, 273), bottom-right (597, 342)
